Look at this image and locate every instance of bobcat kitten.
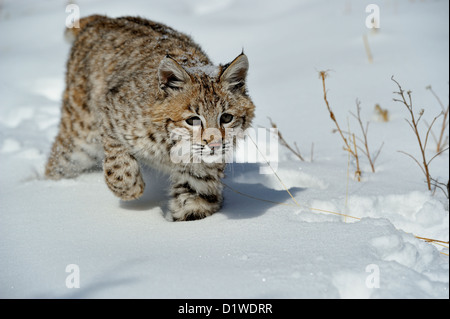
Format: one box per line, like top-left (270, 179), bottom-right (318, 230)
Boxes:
top-left (45, 15), bottom-right (255, 221)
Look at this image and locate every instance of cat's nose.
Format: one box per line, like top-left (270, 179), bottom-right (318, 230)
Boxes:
top-left (207, 141), bottom-right (222, 152)
top-left (202, 134), bottom-right (218, 145)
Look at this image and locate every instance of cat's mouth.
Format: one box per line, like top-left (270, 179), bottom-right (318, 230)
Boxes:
top-left (206, 142), bottom-right (222, 155)
top-left (192, 142), bottom-right (232, 162)
top-left (169, 134), bottom-right (234, 164)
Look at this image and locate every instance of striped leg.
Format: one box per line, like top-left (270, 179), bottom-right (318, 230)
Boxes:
top-left (45, 133), bottom-right (102, 179)
top-left (45, 89), bottom-right (102, 179)
top-left (169, 166), bottom-right (224, 221)
top-left (102, 134), bottom-right (145, 201)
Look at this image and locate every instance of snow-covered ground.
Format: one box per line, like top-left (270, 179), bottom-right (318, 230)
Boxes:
top-left (0, 0), bottom-right (448, 298)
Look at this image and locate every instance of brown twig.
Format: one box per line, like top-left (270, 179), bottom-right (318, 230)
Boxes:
top-left (430, 178), bottom-right (449, 199)
top-left (363, 34), bottom-right (373, 64)
top-left (414, 235), bottom-right (449, 245)
top-left (392, 76), bottom-right (439, 191)
top-left (351, 133), bottom-right (362, 181)
top-left (319, 71), bottom-right (366, 180)
top-left (349, 100), bottom-right (384, 173)
top-left (425, 86), bottom-right (449, 154)
top-left (268, 117), bottom-right (305, 162)
top-left (319, 71), bottom-right (354, 154)
top-left (375, 104), bottom-right (389, 122)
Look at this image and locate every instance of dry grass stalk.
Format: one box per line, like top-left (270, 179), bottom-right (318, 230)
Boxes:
top-left (351, 132), bottom-right (362, 181)
top-left (425, 85), bottom-right (449, 154)
top-left (392, 76), bottom-right (449, 191)
top-left (363, 34), bottom-right (374, 63)
top-left (319, 71), bottom-right (361, 181)
top-left (268, 117), bottom-right (315, 162)
top-left (375, 104), bottom-right (389, 122)
top-left (414, 236), bottom-right (449, 246)
top-left (350, 100), bottom-right (384, 173)
top-left (431, 178), bottom-right (449, 200)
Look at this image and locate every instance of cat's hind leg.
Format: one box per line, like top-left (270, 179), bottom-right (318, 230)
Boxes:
top-left (45, 92), bottom-right (103, 179)
top-left (45, 128), bottom-right (103, 179)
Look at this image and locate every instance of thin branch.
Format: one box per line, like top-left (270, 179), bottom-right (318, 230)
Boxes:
top-left (372, 142), bottom-right (385, 164)
top-left (333, 129), bottom-right (365, 145)
top-left (426, 85), bottom-right (446, 111)
top-left (392, 76), bottom-right (432, 190)
top-left (404, 118), bottom-right (416, 133)
top-left (427, 147), bottom-right (449, 167)
top-left (352, 133), bottom-right (362, 181)
top-left (430, 177), bottom-right (449, 199)
top-left (424, 114), bottom-right (441, 151)
top-left (397, 150), bottom-right (427, 177)
top-left (415, 109), bottom-right (424, 126)
top-left (268, 117), bottom-right (305, 162)
top-left (320, 71), bottom-right (384, 177)
top-left (349, 99), bottom-right (378, 173)
top-left (424, 119), bottom-right (439, 146)
top-left (293, 142), bottom-right (301, 155)
top-left (319, 71), bottom-right (355, 158)
top-left (426, 86), bottom-right (449, 153)
top-left (436, 105), bottom-right (449, 153)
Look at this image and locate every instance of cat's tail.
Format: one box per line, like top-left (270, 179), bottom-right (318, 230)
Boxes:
top-left (64, 15), bottom-right (104, 43)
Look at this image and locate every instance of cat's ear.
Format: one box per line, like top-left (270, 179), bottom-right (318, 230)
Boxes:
top-left (158, 56), bottom-right (191, 93)
top-left (219, 53), bottom-right (249, 94)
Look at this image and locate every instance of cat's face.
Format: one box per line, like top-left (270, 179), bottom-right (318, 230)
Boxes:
top-left (153, 54), bottom-right (255, 164)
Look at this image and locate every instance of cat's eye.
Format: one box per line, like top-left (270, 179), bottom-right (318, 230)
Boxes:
top-left (220, 113), bottom-right (233, 124)
top-left (185, 116), bottom-right (201, 126)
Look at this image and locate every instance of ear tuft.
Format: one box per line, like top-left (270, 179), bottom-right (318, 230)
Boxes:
top-left (158, 56), bottom-right (191, 93)
top-left (219, 54), bottom-right (249, 94)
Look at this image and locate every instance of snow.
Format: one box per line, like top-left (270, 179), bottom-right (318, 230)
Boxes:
top-left (0, 0), bottom-right (448, 299)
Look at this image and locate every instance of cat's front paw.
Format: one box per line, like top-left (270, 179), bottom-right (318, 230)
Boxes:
top-left (169, 192), bottom-right (222, 221)
top-left (171, 209), bottom-right (212, 221)
top-left (103, 155), bottom-right (145, 201)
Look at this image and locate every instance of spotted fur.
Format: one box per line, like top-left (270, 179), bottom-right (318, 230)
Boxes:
top-left (45, 15), bottom-right (255, 221)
